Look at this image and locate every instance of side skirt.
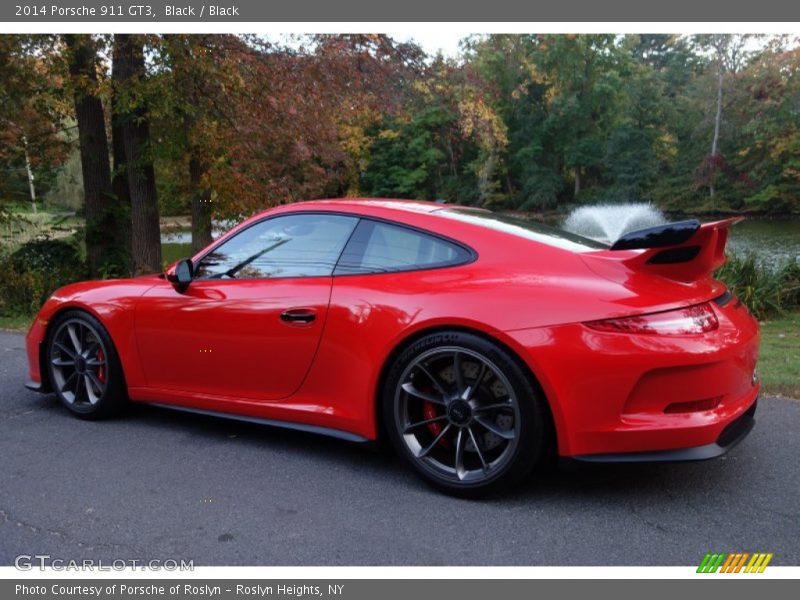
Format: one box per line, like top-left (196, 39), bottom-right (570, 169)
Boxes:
top-left (146, 402), bottom-right (369, 444)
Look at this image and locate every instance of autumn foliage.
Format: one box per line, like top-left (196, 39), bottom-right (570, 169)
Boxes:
top-left (2, 33), bottom-right (800, 275)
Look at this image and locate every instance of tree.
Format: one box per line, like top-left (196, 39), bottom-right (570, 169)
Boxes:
top-left (110, 39), bottom-right (132, 271)
top-left (693, 35), bottom-right (753, 198)
top-left (0, 36), bottom-right (68, 213)
top-left (63, 34), bottom-right (127, 277)
top-left (113, 34), bottom-right (162, 274)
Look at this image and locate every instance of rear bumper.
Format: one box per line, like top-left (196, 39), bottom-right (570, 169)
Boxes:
top-left (508, 294), bottom-right (761, 457)
top-left (573, 398), bottom-right (757, 463)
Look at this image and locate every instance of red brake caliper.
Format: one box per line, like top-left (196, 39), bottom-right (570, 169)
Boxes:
top-left (423, 401), bottom-right (450, 448)
top-left (96, 348), bottom-right (106, 383)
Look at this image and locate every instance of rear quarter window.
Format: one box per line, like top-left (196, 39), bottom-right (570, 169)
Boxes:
top-left (334, 220), bottom-right (473, 275)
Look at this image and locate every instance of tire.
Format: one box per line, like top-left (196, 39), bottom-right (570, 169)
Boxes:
top-left (383, 330), bottom-right (547, 497)
top-left (45, 310), bottom-right (128, 419)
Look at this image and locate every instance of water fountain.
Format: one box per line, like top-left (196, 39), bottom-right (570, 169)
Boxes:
top-left (563, 203), bottom-right (667, 245)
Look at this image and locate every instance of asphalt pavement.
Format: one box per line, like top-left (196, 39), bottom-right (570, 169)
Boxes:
top-left (1, 330), bottom-right (798, 566)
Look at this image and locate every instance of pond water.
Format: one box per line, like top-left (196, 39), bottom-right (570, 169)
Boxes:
top-left (727, 218), bottom-right (800, 263)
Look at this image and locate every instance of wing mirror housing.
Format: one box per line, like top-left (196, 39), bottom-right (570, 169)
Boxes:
top-left (166, 258), bottom-right (194, 292)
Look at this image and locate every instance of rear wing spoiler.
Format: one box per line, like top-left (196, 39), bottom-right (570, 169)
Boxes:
top-left (605, 217), bottom-right (743, 282)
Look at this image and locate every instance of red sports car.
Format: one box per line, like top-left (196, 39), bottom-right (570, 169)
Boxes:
top-left (24, 199), bottom-right (759, 495)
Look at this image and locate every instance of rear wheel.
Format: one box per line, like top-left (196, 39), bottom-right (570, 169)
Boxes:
top-left (383, 331), bottom-right (547, 496)
top-left (46, 310), bottom-right (127, 419)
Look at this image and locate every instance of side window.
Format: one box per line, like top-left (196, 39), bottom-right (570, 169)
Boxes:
top-left (334, 220), bottom-right (471, 275)
top-left (195, 213), bottom-right (358, 280)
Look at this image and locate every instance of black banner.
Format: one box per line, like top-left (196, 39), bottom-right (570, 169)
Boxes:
top-left (3, 0), bottom-right (800, 23)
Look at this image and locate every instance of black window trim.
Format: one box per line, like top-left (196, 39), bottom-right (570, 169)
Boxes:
top-left (190, 210), bottom-right (477, 282)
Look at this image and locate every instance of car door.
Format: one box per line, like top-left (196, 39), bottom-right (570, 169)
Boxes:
top-left (135, 212), bottom-right (359, 401)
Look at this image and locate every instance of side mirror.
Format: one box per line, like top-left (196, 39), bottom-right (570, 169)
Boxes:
top-left (166, 258), bottom-right (194, 292)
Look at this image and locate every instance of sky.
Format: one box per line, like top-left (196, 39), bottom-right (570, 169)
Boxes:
top-left (388, 30), bottom-right (467, 57)
top-left (266, 31), bottom-right (469, 59)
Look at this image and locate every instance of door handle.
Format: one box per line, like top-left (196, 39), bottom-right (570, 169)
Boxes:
top-left (280, 309), bottom-right (317, 324)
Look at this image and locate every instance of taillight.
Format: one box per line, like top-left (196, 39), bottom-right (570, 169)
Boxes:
top-left (585, 303), bottom-right (719, 335)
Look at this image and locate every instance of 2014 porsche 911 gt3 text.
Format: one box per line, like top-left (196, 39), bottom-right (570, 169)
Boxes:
top-left (24, 199), bottom-right (759, 495)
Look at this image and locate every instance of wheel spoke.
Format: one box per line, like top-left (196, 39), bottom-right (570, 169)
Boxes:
top-left (83, 341), bottom-right (99, 358)
top-left (60, 372), bottom-right (78, 397)
top-left (474, 400), bottom-right (513, 413)
top-left (51, 356), bottom-right (75, 368)
top-left (415, 363), bottom-right (449, 398)
top-left (472, 362), bottom-right (487, 390)
top-left (86, 357), bottom-right (106, 368)
top-left (468, 426), bottom-right (489, 472)
top-left (401, 382), bottom-right (446, 406)
top-left (83, 375), bottom-right (98, 404)
top-left (418, 423), bottom-right (451, 458)
top-left (454, 429), bottom-right (466, 480)
top-left (403, 414), bottom-right (448, 434)
top-left (54, 341), bottom-right (77, 360)
top-left (474, 415), bottom-right (515, 440)
top-left (86, 371), bottom-right (105, 395)
top-left (453, 352), bottom-right (466, 395)
top-left (67, 324), bottom-right (82, 353)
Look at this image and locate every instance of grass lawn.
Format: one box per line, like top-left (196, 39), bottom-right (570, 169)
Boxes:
top-left (0, 313), bottom-right (32, 331)
top-left (758, 310), bottom-right (800, 398)
top-left (0, 210), bottom-right (83, 248)
top-left (162, 242), bottom-right (192, 266)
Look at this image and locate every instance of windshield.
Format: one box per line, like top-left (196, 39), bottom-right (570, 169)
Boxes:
top-left (436, 208), bottom-right (609, 252)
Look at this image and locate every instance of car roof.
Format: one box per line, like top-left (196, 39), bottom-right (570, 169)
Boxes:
top-left (289, 198), bottom-right (450, 215)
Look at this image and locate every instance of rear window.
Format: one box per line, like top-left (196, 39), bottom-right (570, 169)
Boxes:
top-left (437, 208), bottom-right (608, 252)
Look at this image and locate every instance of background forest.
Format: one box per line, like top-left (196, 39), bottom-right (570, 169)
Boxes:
top-left (2, 34), bottom-right (799, 266)
top-left (2, 33), bottom-right (799, 394)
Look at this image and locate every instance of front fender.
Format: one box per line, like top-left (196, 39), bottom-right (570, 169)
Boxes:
top-left (25, 277), bottom-right (160, 391)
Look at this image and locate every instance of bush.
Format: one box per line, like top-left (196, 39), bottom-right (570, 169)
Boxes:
top-left (716, 254), bottom-right (800, 319)
top-left (0, 239), bottom-right (87, 316)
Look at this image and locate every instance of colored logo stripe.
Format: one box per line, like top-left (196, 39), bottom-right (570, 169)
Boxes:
top-left (697, 553), bottom-right (773, 573)
top-left (745, 553), bottom-right (773, 573)
top-left (697, 553), bottom-right (725, 573)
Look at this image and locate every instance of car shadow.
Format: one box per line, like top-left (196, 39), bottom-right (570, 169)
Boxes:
top-left (26, 391), bottom-right (752, 504)
top-left (126, 401), bottom-right (400, 468)
top-left (125, 401), bottom-right (746, 504)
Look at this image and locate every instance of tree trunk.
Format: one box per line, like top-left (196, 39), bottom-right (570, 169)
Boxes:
top-left (477, 150), bottom-right (497, 207)
top-left (64, 34), bottom-right (116, 278)
top-left (168, 34), bottom-right (214, 254)
top-left (114, 34), bottom-right (162, 275)
top-left (574, 167), bottom-right (581, 197)
top-left (22, 135), bottom-right (37, 213)
top-left (110, 45), bottom-right (133, 274)
top-left (189, 153), bottom-right (213, 254)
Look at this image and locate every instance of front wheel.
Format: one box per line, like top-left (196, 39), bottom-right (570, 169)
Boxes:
top-left (46, 310), bottom-right (128, 419)
top-left (383, 331), bottom-right (548, 496)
